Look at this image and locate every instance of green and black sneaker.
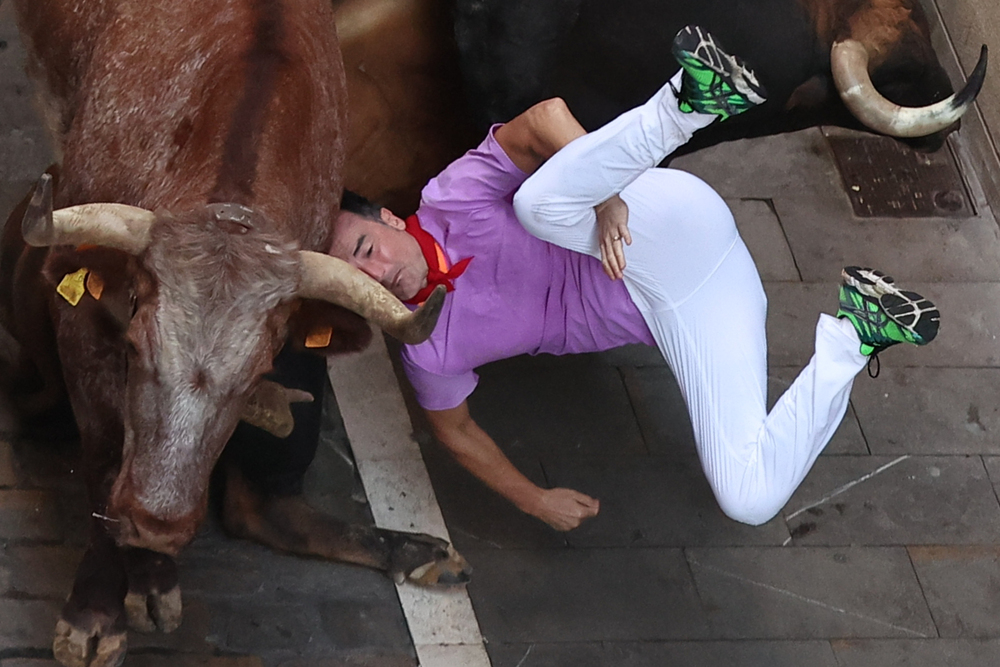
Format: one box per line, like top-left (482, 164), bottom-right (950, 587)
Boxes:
top-left (671, 25), bottom-right (767, 119)
top-left (837, 267), bottom-right (940, 374)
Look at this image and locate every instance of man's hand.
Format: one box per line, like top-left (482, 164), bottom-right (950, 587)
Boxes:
top-left (528, 487), bottom-right (600, 531)
top-left (596, 195), bottom-right (631, 280)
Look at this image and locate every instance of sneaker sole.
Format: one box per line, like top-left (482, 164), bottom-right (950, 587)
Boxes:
top-left (842, 266), bottom-right (940, 344)
top-left (672, 26), bottom-right (767, 104)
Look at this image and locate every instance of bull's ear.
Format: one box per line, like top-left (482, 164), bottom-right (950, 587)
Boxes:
top-left (287, 300), bottom-right (372, 355)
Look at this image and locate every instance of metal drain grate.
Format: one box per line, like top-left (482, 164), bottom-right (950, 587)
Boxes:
top-left (823, 128), bottom-right (972, 218)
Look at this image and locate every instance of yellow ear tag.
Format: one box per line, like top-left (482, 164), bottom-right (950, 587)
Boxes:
top-left (57, 268), bottom-right (89, 306)
top-left (304, 325), bottom-right (333, 349)
top-left (85, 271), bottom-right (104, 300)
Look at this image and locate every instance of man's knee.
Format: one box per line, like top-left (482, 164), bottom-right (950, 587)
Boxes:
top-left (713, 488), bottom-right (785, 527)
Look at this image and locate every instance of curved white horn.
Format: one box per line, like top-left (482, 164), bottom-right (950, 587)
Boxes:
top-left (297, 250), bottom-right (445, 344)
top-left (22, 174), bottom-right (155, 254)
top-left (832, 40), bottom-right (988, 138)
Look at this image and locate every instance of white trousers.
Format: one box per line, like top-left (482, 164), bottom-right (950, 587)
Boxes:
top-left (513, 74), bottom-right (869, 525)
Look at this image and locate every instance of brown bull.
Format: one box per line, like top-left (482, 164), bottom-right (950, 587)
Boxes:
top-left (0, 1), bottom-right (468, 665)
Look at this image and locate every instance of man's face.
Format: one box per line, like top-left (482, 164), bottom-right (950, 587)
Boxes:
top-left (330, 208), bottom-right (429, 301)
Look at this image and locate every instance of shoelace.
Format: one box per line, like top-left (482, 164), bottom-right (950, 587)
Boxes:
top-left (866, 353), bottom-right (881, 379)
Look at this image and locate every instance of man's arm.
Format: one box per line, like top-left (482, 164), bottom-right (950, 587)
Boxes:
top-left (496, 98), bottom-right (632, 279)
top-left (494, 98), bottom-right (587, 175)
top-left (425, 400), bottom-right (599, 531)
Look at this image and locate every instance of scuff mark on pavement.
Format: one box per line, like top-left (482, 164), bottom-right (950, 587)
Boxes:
top-left (786, 455), bottom-right (910, 521)
top-left (687, 557), bottom-right (930, 638)
top-left (514, 643), bottom-right (534, 667)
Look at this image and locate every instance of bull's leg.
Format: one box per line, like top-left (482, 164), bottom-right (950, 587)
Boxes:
top-left (53, 532), bottom-right (129, 667)
top-left (122, 548), bottom-right (182, 633)
top-left (222, 463), bottom-right (471, 585)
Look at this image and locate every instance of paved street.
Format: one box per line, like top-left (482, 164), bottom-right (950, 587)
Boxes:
top-left (408, 125), bottom-right (1000, 665)
top-left (3, 0), bottom-right (1000, 664)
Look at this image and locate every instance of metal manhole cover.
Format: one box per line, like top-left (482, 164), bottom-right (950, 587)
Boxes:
top-left (823, 128), bottom-right (972, 218)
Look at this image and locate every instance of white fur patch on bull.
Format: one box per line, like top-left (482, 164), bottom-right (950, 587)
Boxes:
top-left (122, 209), bottom-right (301, 519)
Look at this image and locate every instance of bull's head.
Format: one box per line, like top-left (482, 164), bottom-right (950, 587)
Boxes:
top-left (825, 0), bottom-right (987, 147)
top-left (23, 174), bottom-right (443, 554)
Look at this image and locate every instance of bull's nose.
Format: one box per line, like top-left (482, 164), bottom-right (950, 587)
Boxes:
top-left (106, 505), bottom-right (197, 556)
top-left (98, 508), bottom-right (139, 544)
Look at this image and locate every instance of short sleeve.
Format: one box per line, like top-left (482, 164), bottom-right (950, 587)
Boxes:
top-left (420, 124), bottom-right (530, 215)
top-left (401, 349), bottom-right (480, 411)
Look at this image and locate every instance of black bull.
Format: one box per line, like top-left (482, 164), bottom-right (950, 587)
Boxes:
top-left (454, 0), bottom-right (987, 156)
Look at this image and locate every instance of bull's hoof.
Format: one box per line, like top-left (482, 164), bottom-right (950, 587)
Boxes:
top-left (124, 585), bottom-right (182, 633)
top-left (53, 617), bottom-right (127, 667)
top-left (387, 532), bottom-right (472, 586)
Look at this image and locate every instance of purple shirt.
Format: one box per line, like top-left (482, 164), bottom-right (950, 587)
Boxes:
top-left (401, 126), bottom-right (655, 410)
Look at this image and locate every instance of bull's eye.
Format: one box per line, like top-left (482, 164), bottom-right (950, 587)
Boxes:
top-left (129, 291), bottom-right (138, 317)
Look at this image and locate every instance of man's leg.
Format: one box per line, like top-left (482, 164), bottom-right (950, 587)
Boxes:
top-left (513, 27), bottom-right (764, 258)
top-left (636, 247), bottom-right (939, 525)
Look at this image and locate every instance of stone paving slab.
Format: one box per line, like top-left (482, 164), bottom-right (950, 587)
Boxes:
top-left (602, 640), bottom-right (841, 666)
top-left (908, 546), bottom-right (1000, 638)
top-left (671, 129), bottom-right (843, 200)
top-left (0, 3), bottom-right (54, 185)
top-left (0, 545), bottom-right (83, 599)
top-left (619, 366), bottom-right (697, 457)
top-left (126, 658), bottom-right (265, 667)
top-left (782, 455), bottom-right (1000, 545)
top-left (420, 444), bottom-right (565, 552)
top-left (763, 281), bottom-right (1000, 368)
top-left (982, 456), bottom-right (1000, 492)
top-left (727, 198), bottom-right (800, 282)
top-left (276, 658), bottom-right (415, 667)
top-left (467, 354), bottom-right (647, 459)
top-left (829, 638), bottom-right (1000, 666)
top-left (686, 547), bottom-right (936, 639)
top-left (544, 457), bottom-right (789, 548)
top-left (0, 599), bottom-right (63, 650)
top-left (771, 189), bottom-right (1000, 283)
top-left (466, 548), bottom-right (710, 643)
top-left (850, 367), bottom-right (1000, 455)
top-left (489, 640), bottom-right (841, 667)
top-left (0, 489), bottom-right (64, 541)
top-left (0, 662), bottom-right (253, 667)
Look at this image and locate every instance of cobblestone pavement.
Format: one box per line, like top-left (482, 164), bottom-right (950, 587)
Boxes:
top-left (405, 125), bottom-right (1000, 665)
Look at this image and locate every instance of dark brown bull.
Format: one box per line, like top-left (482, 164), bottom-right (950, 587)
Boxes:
top-left (0, 1), bottom-right (469, 665)
top-left (453, 0), bottom-right (987, 155)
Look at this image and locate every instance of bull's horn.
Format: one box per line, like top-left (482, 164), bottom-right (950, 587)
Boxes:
top-left (297, 250), bottom-right (445, 344)
top-left (22, 173), bottom-right (155, 254)
top-left (831, 40), bottom-right (988, 138)
top-left (240, 380), bottom-right (314, 438)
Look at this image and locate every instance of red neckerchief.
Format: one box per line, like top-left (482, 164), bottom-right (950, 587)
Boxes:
top-left (403, 214), bottom-right (473, 305)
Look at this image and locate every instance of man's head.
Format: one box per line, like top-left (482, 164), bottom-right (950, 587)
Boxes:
top-left (330, 191), bottom-right (428, 301)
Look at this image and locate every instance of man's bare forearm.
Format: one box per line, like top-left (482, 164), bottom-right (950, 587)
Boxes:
top-left (425, 401), bottom-right (600, 531)
top-left (426, 402), bottom-right (543, 512)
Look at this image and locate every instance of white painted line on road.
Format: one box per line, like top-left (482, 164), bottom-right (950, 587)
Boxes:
top-left (328, 332), bottom-right (491, 667)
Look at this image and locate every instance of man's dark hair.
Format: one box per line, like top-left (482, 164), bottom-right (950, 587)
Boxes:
top-left (340, 189), bottom-right (384, 223)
